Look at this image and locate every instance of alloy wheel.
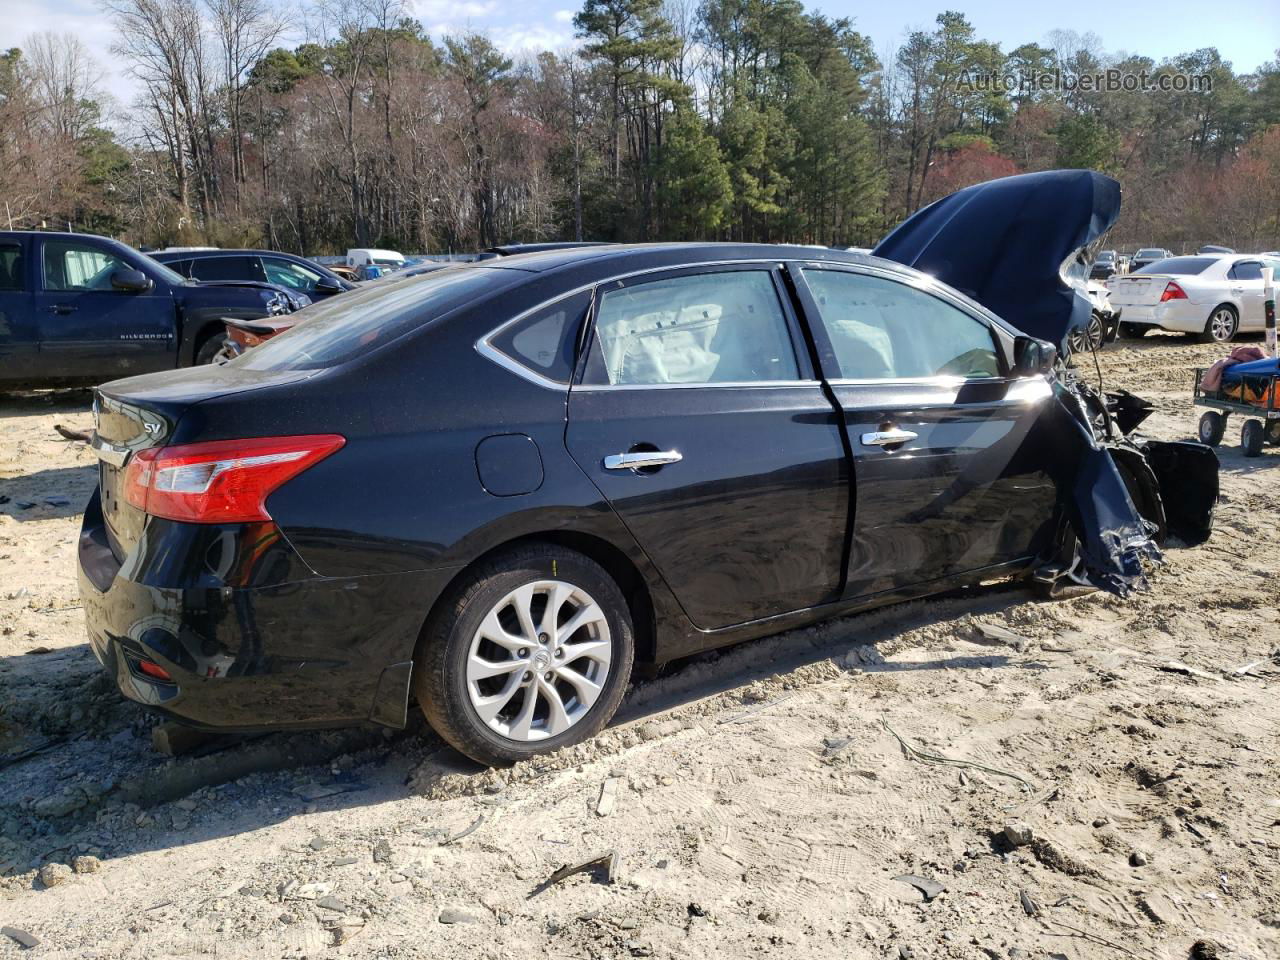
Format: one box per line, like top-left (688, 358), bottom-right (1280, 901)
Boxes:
top-left (1209, 308), bottom-right (1237, 342)
top-left (464, 580), bottom-right (612, 742)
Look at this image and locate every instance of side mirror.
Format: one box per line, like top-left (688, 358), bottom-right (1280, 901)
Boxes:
top-left (314, 277), bottom-right (343, 294)
top-left (1013, 335), bottom-right (1057, 377)
top-left (111, 268), bottom-right (153, 293)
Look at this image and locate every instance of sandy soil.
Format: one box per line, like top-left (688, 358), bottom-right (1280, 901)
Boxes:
top-left (1, 334), bottom-right (1277, 960)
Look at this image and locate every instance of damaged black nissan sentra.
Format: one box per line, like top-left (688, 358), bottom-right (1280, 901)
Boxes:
top-left (79, 170), bottom-right (1218, 766)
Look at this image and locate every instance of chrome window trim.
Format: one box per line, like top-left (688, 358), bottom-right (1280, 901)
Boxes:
top-left (476, 259), bottom-right (797, 391)
top-left (573, 379), bottom-right (822, 392)
top-left (827, 375), bottom-right (1005, 387)
top-left (796, 259), bottom-right (1014, 335)
top-left (473, 255), bottom-right (980, 391)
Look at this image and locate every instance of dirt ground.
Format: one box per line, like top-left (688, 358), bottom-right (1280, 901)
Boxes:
top-left (1, 335), bottom-right (1277, 960)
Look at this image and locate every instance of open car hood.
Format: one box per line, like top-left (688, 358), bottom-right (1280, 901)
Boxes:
top-left (873, 169), bottom-right (1121, 350)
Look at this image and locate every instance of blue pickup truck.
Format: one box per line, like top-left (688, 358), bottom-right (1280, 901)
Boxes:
top-left (0, 231), bottom-right (307, 390)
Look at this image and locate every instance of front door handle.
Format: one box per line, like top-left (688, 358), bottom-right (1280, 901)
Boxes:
top-left (49, 304), bottom-right (77, 315)
top-left (861, 429), bottom-right (918, 447)
top-left (604, 450), bottom-right (683, 471)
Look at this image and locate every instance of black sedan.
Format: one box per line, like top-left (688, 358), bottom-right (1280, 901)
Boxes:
top-left (152, 249), bottom-right (355, 300)
top-left (78, 173), bottom-right (1216, 766)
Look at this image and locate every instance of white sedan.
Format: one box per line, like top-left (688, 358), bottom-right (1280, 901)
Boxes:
top-left (1106, 253), bottom-right (1280, 343)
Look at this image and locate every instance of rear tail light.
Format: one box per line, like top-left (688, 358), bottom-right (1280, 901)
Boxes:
top-left (123, 435), bottom-right (345, 523)
top-left (1160, 282), bottom-right (1187, 302)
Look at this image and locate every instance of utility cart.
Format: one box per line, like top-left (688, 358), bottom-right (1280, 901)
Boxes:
top-left (1194, 366), bottom-right (1280, 457)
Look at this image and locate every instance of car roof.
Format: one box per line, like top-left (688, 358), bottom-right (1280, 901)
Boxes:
top-left (151, 249), bottom-right (311, 259)
top-left (477, 241), bottom-right (891, 276)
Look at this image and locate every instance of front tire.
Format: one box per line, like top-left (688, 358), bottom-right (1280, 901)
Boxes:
top-left (194, 332), bottom-right (229, 365)
top-left (414, 545), bottom-right (634, 766)
top-left (1199, 305), bottom-right (1239, 344)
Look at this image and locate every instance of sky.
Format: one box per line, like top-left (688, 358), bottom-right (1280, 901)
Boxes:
top-left (2, 0), bottom-right (1275, 111)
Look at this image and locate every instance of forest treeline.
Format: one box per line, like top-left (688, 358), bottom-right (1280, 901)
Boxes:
top-left (1, 0), bottom-right (1278, 254)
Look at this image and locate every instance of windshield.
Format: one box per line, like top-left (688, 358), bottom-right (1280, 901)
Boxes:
top-left (139, 254), bottom-right (188, 286)
top-left (233, 265), bottom-right (522, 371)
top-left (1134, 257), bottom-right (1216, 276)
top-left (1135, 249), bottom-right (1165, 258)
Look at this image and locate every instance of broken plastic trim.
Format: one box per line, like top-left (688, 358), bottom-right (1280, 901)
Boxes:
top-left (1045, 381), bottom-right (1162, 597)
top-left (1038, 374), bottom-right (1219, 597)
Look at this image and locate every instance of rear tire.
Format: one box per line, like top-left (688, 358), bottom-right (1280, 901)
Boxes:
top-left (1119, 322), bottom-right (1149, 339)
top-left (1199, 305), bottom-right (1238, 344)
top-left (413, 544), bottom-right (634, 767)
top-left (1198, 411), bottom-right (1226, 447)
top-left (1241, 420), bottom-right (1265, 458)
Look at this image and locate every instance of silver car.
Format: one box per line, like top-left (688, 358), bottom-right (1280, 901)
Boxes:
top-left (1106, 253), bottom-right (1280, 342)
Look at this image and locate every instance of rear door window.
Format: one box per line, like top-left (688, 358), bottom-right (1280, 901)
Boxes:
top-left (0, 242), bottom-right (24, 290)
top-left (800, 268), bottom-right (1000, 380)
top-left (1228, 261), bottom-right (1263, 281)
top-left (581, 270), bottom-right (800, 386)
top-left (189, 256), bottom-right (267, 283)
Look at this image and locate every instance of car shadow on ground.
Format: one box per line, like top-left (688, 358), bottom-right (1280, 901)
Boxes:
top-left (0, 465), bottom-right (97, 521)
top-left (1, 579), bottom-right (1041, 877)
top-left (0, 388), bottom-right (93, 419)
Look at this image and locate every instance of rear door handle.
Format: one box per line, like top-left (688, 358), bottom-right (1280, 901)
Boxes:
top-left (604, 450), bottom-right (682, 471)
top-left (49, 304), bottom-right (77, 315)
top-left (861, 429), bottom-right (918, 447)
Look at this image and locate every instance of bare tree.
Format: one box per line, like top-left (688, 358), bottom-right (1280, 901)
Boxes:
top-left (25, 33), bottom-right (103, 140)
top-left (203, 0), bottom-right (284, 202)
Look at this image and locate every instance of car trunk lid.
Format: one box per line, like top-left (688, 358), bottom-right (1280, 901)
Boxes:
top-left (1107, 274), bottom-right (1173, 307)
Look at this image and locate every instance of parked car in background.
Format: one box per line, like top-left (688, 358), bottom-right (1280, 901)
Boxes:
top-left (1198, 245), bottom-right (1234, 254)
top-left (216, 243), bottom-right (615, 358)
top-left (152, 249), bottom-right (355, 300)
top-left (346, 248), bottom-right (405, 274)
top-left (1107, 253), bottom-right (1280, 342)
top-left (1090, 250), bottom-right (1119, 279)
top-left (1130, 247), bottom-right (1171, 272)
top-left (309, 256), bottom-right (360, 282)
top-left (0, 231), bottom-right (308, 388)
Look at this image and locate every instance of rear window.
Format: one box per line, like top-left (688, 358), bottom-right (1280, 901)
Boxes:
top-left (235, 266), bottom-right (521, 371)
top-left (1133, 257), bottom-right (1216, 276)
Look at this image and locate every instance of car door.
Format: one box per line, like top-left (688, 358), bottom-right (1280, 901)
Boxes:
top-left (565, 264), bottom-right (849, 630)
top-left (34, 237), bottom-right (176, 380)
top-left (790, 263), bottom-right (1058, 599)
top-left (1227, 260), bottom-right (1264, 330)
top-left (0, 237), bottom-right (36, 384)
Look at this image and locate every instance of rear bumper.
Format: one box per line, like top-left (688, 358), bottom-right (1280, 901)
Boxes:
top-left (77, 490), bottom-right (460, 731)
top-left (1111, 301), bottom-right (1204, 332)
